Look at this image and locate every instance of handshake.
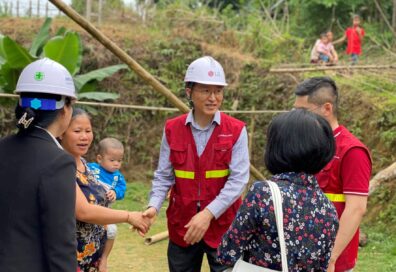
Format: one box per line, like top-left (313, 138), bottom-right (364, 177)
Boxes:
top-left (126, 206), bottom-right (214, 245)
top-left (125, 207), bottom-right (158, 237)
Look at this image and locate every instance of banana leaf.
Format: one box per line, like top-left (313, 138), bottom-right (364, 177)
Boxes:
top-left (30, 17), bottom-right (52, 56)
top-left (78, 91), bottom-right (120, 101)
top-left (74, 64), bottom-right (128, 91)
top-left (2, 36), bottom-right (35, 69)
top-left (43, 31), bottom-right (82, 75)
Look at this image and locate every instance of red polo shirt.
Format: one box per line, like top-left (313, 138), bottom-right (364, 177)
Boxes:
top-left (316, 126), bottom-right (371, 271)
top-left (346, 26), bottom-right (365, 55)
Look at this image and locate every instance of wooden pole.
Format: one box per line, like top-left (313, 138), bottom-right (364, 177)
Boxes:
top-left (37, 0), bottom-right (40, 17)
top-left (16, 0), bottom-right (19, 17)
top-left (145, 231), bottom-right (169, 245)
top-left (270, 65), bottom-right (396, 73)
top-left (248, 106), bottom-right (255, 159)
top-left (49, 0), bottom-right (189, 113)
top-left (86, 0), bottom-right (92, 21)
top-left (29, 0), bottom-right (32, 17)
top-left (98, 0), bottom-right (103, 25)
top-left (48, 0), bottom-right (266, 181)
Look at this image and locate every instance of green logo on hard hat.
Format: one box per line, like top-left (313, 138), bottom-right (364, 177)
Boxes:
top-left (34, 71), bottom-right (45, 81)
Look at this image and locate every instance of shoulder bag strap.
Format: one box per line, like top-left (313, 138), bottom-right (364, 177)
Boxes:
top-left (266, 180), bottom-right (289, 272)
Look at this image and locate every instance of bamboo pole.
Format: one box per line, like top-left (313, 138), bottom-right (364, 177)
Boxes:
top-left (270, 64), bottom-right (396, 73)
top-left (248, 106), bottom-right (256, 159)
top-left (48, 0), bottom-right (266, 181)
top-left (49, 0), bottom-right (189, 113)
top-left (144, 231), bottom-right (169, 245)
top-left (0, 93), bottom-right (287, 114)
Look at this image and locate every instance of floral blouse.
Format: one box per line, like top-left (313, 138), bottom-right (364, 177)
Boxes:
top-left (76, 159), bottom-right (110, 272)
top-left (217, 172), bottom-right (339, 271)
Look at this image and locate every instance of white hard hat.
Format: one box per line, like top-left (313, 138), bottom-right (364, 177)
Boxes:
top-left (184, 56), bottom-right (227, 86)
top-left (16, 58), bottom-right (76, 99)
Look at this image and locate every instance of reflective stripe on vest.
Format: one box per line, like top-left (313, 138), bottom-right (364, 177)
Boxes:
top-left (174, 170), bottom-right (195, 179)
top-left (174, 169), bottom-right (230, 179)
top-left (205, 169), bottom-right (230, 179)
top-left (325, 193), bottom-right (346, 202)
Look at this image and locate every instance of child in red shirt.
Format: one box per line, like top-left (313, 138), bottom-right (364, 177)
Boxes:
top-left (334, 15), bottom-right (364, 64)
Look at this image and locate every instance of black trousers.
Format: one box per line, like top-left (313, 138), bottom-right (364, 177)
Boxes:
top-left (167, 240), bottom-right (229, 272)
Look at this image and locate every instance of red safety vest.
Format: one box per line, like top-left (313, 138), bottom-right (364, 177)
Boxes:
top-left (316, 125), bottom-right (371, 271)
top-left (165, 112), bottom-right (245, 248)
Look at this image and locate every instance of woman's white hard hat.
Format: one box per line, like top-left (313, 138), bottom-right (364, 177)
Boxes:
top-left (184, 56), bottom-right (227, 86)
top-left (15, 58), bottom-right (76, 99)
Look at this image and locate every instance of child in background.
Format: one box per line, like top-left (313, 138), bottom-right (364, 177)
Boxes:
top-left (334, 14), bottom-right (365, 64)
top-left (310, 32), bottom-right (338, 65)
top-left (88, 137), bottom-right (127, 272)
top-left (316, 33), bottom-right (334, 64)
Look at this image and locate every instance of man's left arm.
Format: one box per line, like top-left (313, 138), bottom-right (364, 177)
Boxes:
top-left (114, 172), bottom-right (127, 200)
top-left (328, 147), bottom-right (371, 271)
top-left (183, 127), bottom-right (250, 245)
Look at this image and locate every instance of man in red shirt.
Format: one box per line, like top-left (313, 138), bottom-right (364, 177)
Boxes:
top-left (293, 77), bottom-right (371, 272)
top-left (334, 15), bottom-right (364, 64)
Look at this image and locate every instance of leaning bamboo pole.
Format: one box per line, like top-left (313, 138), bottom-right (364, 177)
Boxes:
top-left (48, 0), bottom-right (266, 181)
top-left (0, 93), bottom-right (287, 114)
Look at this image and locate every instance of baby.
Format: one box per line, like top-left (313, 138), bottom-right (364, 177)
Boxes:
top-left (88, 137), bottom-right (127, 272)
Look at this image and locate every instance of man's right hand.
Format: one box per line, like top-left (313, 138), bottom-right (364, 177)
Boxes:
top-left (142, 207), bottom-right (157, 229)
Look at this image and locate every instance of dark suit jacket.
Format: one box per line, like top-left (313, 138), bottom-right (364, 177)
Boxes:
top-left (0, 128), bottom-right (77, 272)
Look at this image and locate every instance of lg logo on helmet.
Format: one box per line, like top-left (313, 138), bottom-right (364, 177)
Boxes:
top-left (208, 70), bottom-right (221, 78)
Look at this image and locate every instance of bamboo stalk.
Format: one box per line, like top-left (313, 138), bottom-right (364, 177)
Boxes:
top-left (49, 0), bottom-right (189, 113)
top-left (144, 231), bottom-right (169, 245)
top-left (0, 93), bottom-right (287, 114)
top-left (270, 65), bottom-right (396, 73)
top-left (248, 106), bottom-right (256, 159)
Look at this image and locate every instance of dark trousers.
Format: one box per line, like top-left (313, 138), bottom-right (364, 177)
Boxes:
top-left (168, 240), bottom-right (229, 272)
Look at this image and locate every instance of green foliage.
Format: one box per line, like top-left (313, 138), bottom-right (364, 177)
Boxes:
top-left (44, 32), bottom-right (83, 75)
top-left (0, 35), bottom-right (36, 92)
top-left (29, 17), bottom-right (52, 56)
top-left (2, 36), bottom-right (35, 69)
top-left (0, 62), bottom-right (19, 92)
top-left (77, 92), bottom-right (120, 101)
top-left (0, 18), bottom-right (124, 101)
top-left (74, 64), bottom-right (129, 90)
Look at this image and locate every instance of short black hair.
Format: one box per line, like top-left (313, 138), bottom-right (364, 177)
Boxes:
top-left (264, 109), bottom-right (335, 175)
top-left (294, 76), bottom-right (339, 115)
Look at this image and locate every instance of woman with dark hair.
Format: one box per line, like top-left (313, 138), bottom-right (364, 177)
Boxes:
top-left (60, 108), bottom-right (149, 272)
top-left (0, 58), bottom-right (77, 272)
top-left (218, 109), bottom-right (339, 271)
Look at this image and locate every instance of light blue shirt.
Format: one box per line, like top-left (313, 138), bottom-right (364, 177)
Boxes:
top-left (148, 111), bottom-right (250, 219)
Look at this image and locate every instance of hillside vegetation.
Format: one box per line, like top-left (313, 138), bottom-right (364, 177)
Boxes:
top-left (0, 1), bottom-right (396, 267)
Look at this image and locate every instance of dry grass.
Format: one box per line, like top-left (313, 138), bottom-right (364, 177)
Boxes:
top-left (108, 208), bottom-right (210, 272)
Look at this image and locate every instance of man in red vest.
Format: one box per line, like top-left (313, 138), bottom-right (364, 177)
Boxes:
top-left (143, 56), bottom-right (250, 271)
top-left (293, 77), bottom-right (371, 272)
